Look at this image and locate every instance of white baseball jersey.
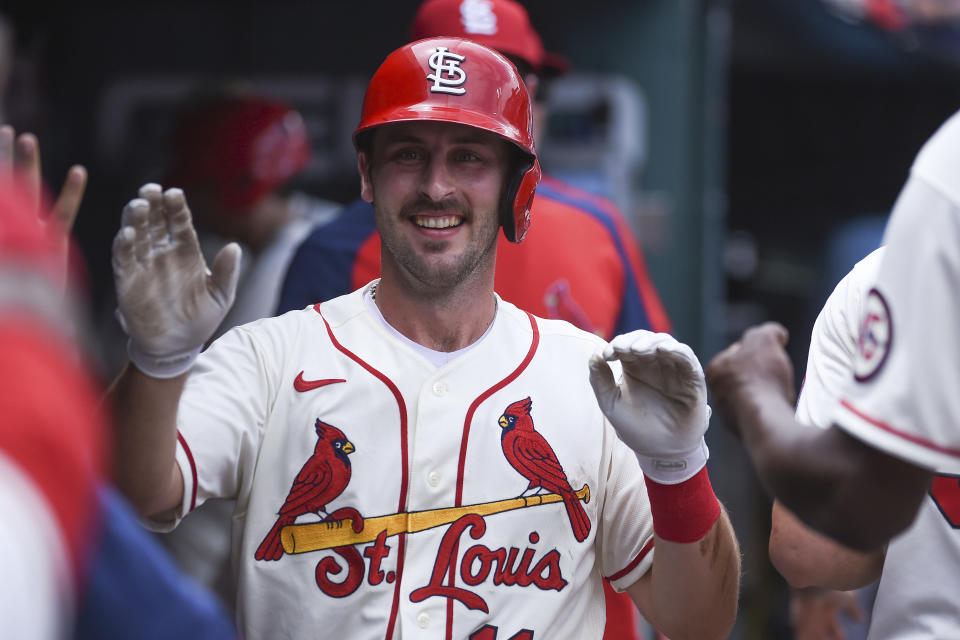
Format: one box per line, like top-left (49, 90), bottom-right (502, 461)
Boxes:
top-left (162, 283), bottom-right (655, 640)
top-left (832, 109), bottom-right (960, 473)
top-left (819, 110), bottom-right (960, 638)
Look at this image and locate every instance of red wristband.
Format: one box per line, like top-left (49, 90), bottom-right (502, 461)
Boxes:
top-left (644, 466), bottom-right (721, 543)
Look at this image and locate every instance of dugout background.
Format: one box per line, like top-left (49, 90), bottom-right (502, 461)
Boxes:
top-left (3, 1), bottom-right (959, 637)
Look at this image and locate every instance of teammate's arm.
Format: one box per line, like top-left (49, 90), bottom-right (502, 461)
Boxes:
top-left (590, 331), bottom-right (740, 640)
top-left (109, 184), bottom-right (240, 518)
top-left (706, 322), bottom-right (932, 551)
top-left (770, 500), bottom-right (884, 590)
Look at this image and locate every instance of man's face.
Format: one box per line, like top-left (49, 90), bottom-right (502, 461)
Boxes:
top-left (359, 120), bottom-right (511, 292)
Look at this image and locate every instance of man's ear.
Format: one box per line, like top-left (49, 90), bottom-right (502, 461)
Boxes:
top-left (358, 152), bottom-right (374, 204)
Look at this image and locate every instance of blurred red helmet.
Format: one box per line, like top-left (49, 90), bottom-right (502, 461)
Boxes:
top-left (409, 0), bottom-right (568, 76)
top-left (355, 37), bottom-right (541, 243)
top-left (167, 96), bottom-right (311, 211)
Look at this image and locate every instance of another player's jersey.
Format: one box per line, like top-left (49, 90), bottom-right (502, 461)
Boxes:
top-left (802, 243), bottom-right (960, 639)
top-left (276, 176), bottom-right (670, 339)
top-left (169, 285), bottom-right (655, 640)
top-left (831, 110), bottom-right (960, 474)
top-left (796, 247), bottom-right (885, 427)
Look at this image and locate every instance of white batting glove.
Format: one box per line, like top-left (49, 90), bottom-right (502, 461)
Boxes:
top-left (111, 184), bottom-right (240, 378)
top-left (589, 330), bottom-right (711, 484)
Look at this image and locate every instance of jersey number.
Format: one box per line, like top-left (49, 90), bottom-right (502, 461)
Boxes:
top-left (930, 473), bottom-right (960, 528)
top-left (469, 625), bottom-right (534, 640)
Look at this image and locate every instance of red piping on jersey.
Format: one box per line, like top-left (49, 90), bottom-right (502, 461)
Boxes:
top-left (177, 431), bottom-right (198, 512)
top-left (446, 311), bottom-right (540, 639)
top-left (607, 537), bottom-right (654, 582)
top-left (317, 304), bottom-right (409, 640)
top-left (840, 398), bottom-right (960, 458)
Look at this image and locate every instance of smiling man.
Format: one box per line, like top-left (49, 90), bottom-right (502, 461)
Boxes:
top-left (361, 123), bottom-right (508, 304)
top-left (108, 38), bottom-right (740, 640)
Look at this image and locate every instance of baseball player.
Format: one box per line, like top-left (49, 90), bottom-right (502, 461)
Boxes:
top-left (109, 38), bottom-right (739, 640)
top-left (165, 93), bottom-right (341, 340)
top-left (707, 109), bottom-right (960, 553)
top-left (0, 134), bottom-right (97, 640)
top-left (768, 245), bottom-right (960, 639)
top-left (277, 0), bottom-right (670, 343)
top-left (0, 127), bottom-right (235, 640)
top-left (277, 6), bottom-right (667, 634)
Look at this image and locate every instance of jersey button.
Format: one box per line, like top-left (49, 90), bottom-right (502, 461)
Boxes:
top-left (416, 612), bottom-right (430, 628)
top-left (431, 381), bottom-right (448, 396)
top-left (427, 471), bottom-right (441, 487)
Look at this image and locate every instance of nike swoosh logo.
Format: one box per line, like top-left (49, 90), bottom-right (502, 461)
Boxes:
top-left (294, 371), bottom-right (346, 392)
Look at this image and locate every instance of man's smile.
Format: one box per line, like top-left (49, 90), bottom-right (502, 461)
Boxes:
top-left (412, 214), bottom-right (463, 229)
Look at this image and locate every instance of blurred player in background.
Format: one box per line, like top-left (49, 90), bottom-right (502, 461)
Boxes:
top-left (0, 125), bottom-right (234, 639)
top-left (0, 124), bottom-right (99, 640)
top-left (166, 92), bottom-right (340, 338)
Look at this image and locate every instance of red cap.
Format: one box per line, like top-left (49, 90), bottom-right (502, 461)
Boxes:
top-left (409, 0), bottom-right (568, 75)
top-left (167, 96), bottom-right (311, 211)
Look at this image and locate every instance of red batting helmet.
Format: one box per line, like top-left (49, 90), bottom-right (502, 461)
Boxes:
top-left (167, 96), bottom-right (311, 211)
top-left (354, 37), bottom-right (541, 243)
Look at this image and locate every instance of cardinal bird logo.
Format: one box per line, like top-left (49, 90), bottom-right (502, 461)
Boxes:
top-left (255, 419), bottom-right (355, 561)
top-left (498, 397), bottom-right (591, 542)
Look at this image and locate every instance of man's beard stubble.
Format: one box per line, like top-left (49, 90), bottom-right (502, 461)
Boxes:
top-left (378, 195), bottom-right (500, 293)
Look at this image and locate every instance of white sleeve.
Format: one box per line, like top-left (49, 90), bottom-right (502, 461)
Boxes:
top-left (796, 248), bottom-right (884, 429)
top-left (832, 113), bottom-right (960, 473)
top-left (597, 420), bottom-right (656, 591)
top-left (161, 323), bottom-right (281, 529)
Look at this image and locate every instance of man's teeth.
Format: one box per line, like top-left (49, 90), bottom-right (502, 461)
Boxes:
top-left (414, 215), bottom-right (462, 229)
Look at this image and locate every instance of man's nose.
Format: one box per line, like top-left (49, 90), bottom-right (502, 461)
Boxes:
top-left (419, 158), bottom-right (455, 202)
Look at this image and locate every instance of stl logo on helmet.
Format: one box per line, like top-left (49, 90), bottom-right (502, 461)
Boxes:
top-left (427, 46), bottom-right (468, 95)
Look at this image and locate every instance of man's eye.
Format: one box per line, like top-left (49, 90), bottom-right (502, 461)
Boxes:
top-left (397, 149), bottom-right (420, 161)
top-left (457, 151), bottom-right (481, 162)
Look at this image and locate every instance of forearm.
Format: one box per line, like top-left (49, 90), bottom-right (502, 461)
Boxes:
top-left (770, 500), bottom-right (884, 589)
top-left (108, 363), bottom-right (186, 517)
top-left (627, 508), bottom-right (740, 640)
top-left (734, 386), bottom-right (930, 549)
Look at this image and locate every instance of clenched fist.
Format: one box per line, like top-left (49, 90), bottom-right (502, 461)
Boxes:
top-left (705, 322), bottom-right (795, 440)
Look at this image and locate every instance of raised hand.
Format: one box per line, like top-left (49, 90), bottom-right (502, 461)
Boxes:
top-left (112, 183), bottom-right (241, 378)
top-left (0, 124), bottom-right (87, 292)
top-left (589, 330), bottom-right (711, 484)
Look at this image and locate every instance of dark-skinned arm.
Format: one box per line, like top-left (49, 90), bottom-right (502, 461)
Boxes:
top-left (706, 322), bottom-right (931, 551)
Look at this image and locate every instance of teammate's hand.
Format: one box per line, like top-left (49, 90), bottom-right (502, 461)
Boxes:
top-left (705, 322), bottom-right (796, 440)
top-left (789, 587), bottom-right (864, 640)
top-left (112, 184), bottom-right (240, 378)
top-left (589, 330), bottom-right (710, 484)
top-left (0, 124), bottom-right (87, 294)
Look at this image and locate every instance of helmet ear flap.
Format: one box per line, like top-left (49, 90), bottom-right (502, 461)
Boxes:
top-left (500, 154), bottom-right (540, 243)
